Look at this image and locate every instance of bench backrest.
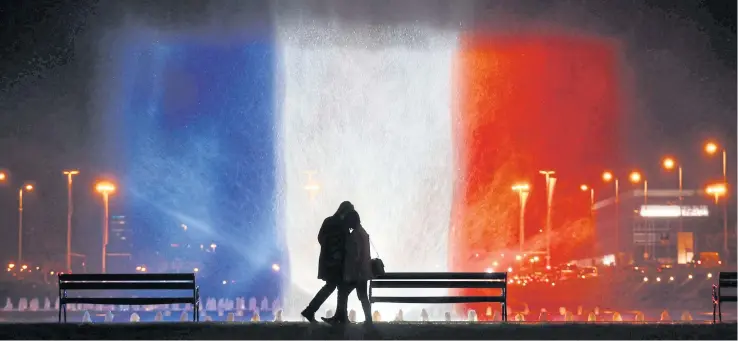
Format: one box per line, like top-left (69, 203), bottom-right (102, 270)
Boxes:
top-left (370, 272), bottom-right (507, 304)
top-left (718, 272), bottom-right (737, 291)
top-left (59, 273), bottom-right (196, 291)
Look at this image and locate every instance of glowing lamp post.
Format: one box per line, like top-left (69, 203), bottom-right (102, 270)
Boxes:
top-left (705, 141), bottom-right (729, 258)
top-left (602, 171), bottom-right (620, 258)
top-left (18, 184), bottom-right (34, 265)
top-left (0, 171), bottom-right (6, 182)
top-left (662, 157), bottom-right (684, 232)
top-left (662, 157), bottom-right (683, 199)
top-left (95, 181), bottom-right (116, 273)
top-left (706, 183), bottom-right (727, 204)
top-left (63, 170), bottom-right (80, 272)
top-left (539, 170), bottom-right (556, 269)
top-left (580, 184), bottom-right (595, 215)
top-left (512, 183), bottom-right (530, 252)
top-left (629, 171), bottom-right (648, 205)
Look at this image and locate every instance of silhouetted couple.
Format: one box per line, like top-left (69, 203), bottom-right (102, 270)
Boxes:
top-left (301, 201), bottom-right (373, 324)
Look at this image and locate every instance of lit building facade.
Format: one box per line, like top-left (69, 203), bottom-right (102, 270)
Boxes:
top-left (593, 189), bottom-right (724, 264)
top-left (107, 215), bottom-right (133, 272)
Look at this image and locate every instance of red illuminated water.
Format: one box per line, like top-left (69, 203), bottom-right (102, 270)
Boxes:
top-left (450, 32), bottom-right (625, 314)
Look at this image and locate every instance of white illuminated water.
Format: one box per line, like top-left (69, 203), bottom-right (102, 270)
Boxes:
top-left (276, 24), bottom-right (458, 319)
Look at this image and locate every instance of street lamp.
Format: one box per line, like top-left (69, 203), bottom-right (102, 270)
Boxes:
top-left (539, 170), bottom-right (556, 268)
top-left (629, 171), bottom-right (648, 205)
top-left (705, 141), bottom-right (729, 258)
top-left (706, 183), bottom-right (727, 203)
top-left (95, 181), bottom-right (116, 273)
top-left (18, 183), bottom-right (34, 265)
top-left (602, 171), bottom-right (620, 259)
top-left (63, 170), bottom-right (80, 272)
top-left (580, 184), bottom-right (595, 215)
top-left (662, 157), bottom-right (684, 232)
top-left (705, 142), bottom-right (727, 180)
top-left (0, 171), bottom-right (6, 182)
top-left (512, 183), bottom-right (530, 252)
top-left (662, 157), bottom-right (683, 198)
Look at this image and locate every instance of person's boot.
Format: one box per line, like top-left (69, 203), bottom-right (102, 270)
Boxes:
top-left (322, 314), bottom-right (348, 325)
top-left (301, 309), bottom-right (317, 323)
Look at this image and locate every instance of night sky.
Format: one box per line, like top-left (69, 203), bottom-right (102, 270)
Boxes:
top-left (0, 0), bottom-right (735, 270)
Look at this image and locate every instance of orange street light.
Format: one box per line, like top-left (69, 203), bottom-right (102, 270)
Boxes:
top-left (95, 182), bottom-right (115, 194)
top-left (63, 170), bottom-right (80, 273)
top-left (706, 183), bottom-right (727, 203)
top-left (95, 181), bottom-right (116, 273)
top-left (662, 157), bottom-right (675, 170)
top-left (629, 171), bottom-right (642, 183)
top-left (705, 142), bottom-right (719, 155)
top-left (662, 156), bottom-right (684, 199)
top-left (512, 183), bottom-right (530, 253)
top-left (704, 141), bottom-right (729, 258)
top-left (629, 171), bottom-right (648, 205)
top-left (0, 171), bottom-right (6, 182)
top-left (580, 184), bottom-right (595, 213)
top-left (511, 183), bottom-right (530, 192)
top-left (18, 183), bottom-right (35, 265)
top-left (601, 170), bottom-right (620, 254)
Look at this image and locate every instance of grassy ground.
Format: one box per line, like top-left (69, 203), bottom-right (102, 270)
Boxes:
top-left (0, 322), bottom-right (734, 340)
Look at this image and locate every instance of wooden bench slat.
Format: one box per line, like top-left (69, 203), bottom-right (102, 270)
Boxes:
top-left (60, 282), bottom-right (196, 290)
top-left (59, 273), bottom-right (195, 282)
top-left (719, 272), bottom-right (737, 280)
top-left (719, 282), bottom-right (738, 288)
top-left (371, 280), bottom-right (506, 289)
top-left (371, 296), bottom-right (505, 304)
top-left (376, 272), bottom-right (506, 280)
top-left (719, 296), bottom-right (737, 302)
top-left (61, 297), bottom-right (196, 305)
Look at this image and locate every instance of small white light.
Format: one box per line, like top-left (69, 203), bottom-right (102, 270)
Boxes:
top-left (688, 274), bottom-right (693, 279)
top-left (669, 276), bottom-right (674, 281)
top-left (507, 267), bottom-right (513, 273)
top-left (707, 273), bottom-right (713, 279)
top-left (643, 277), bottom-right (649, 282)
top-left (222, 280), bottom-right (227, 285)
top-left (656, 277), bottom-right (661, 282)
top-left (485, 268), bottom-right (493, 273)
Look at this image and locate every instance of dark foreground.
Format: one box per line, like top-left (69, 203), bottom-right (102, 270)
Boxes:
top-left (0, 322), bottom-right (735, 340)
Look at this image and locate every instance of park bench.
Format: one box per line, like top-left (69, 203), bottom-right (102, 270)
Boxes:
top-left (370, 272), bottom-right (508, 321)
top-left (58, 273), bottom-right (200, 322)
top-left (712, 271), bottom-right (737, 323)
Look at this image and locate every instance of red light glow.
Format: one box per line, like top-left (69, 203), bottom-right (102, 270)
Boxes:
top-left (450, 32), bottom-right (624, 317)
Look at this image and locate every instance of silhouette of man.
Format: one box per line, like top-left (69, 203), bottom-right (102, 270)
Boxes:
top-left (324, 210), bottom-right (373, 324)
top-left (301, 201), bottom-right (354, 322)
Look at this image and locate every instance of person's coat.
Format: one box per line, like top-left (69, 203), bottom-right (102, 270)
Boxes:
top-left (317, 215), bottom-right (348, 282)
top-left (343, 225), bottom-right (373, 283)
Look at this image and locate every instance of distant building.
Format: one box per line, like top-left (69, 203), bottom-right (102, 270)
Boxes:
top-left (107, 215), bottom-right (133, 273)
top-left (594, 189), bottom-right (723, 265)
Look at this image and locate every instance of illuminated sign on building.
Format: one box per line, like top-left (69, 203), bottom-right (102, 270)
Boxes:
top-left (639, 205), bottom-right (709, 218)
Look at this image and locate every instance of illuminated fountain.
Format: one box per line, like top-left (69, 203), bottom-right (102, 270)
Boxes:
top-left (276, 23), bottom-right (457, 319)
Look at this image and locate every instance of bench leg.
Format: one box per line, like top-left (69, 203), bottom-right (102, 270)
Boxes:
top-left (718, 301), bottom-right (722, 323)
top-left (713, 301), bottom-right (717, 323)
top-left (58, 305), bottom-right (62, 323)
top-left (63, 304), bottom-right (68, 323)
